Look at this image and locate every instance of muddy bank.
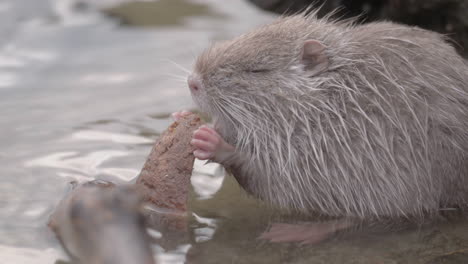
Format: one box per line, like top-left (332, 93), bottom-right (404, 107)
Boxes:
top-left (102, 0), bottom-right (219, 27)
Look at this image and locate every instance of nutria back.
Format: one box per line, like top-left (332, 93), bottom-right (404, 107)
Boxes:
top-left (189, 11), bottom-right (468, 219)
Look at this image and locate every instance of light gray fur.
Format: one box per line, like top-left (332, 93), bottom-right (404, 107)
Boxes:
top-left (191, 11), bottom-right (468, 220)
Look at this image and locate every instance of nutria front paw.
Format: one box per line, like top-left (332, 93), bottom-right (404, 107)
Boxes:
top-left (191, 125), bottom-right (234, 162)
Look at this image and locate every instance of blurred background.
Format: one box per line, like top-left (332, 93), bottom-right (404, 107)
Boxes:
top-left (0, 1), bottom-right (467, 263)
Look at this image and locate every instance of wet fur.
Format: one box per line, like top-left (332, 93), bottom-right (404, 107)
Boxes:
top-left (191, 11), bottom-right (468, 220)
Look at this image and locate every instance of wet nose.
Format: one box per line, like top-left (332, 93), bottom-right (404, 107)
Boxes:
top-left (187, 75), bottom-right (201, 92)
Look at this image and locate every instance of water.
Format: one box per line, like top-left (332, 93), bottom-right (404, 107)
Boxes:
top-left (1, 0), bottom-right (468, 263)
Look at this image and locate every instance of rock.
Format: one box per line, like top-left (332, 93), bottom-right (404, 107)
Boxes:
top-left (102, 0), bottom-right (214, 27)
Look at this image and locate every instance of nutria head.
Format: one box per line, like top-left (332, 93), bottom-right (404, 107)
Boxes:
top-left (188, 14), bottom-right (345, 147)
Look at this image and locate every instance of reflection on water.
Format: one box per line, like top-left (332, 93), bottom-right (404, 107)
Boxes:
top-left (3, 0), bottom-right (468, 263)
top-left (71, 130), bottom-right (152, 144)
top-left (26, 150), bottom-right (133, 182)
top-left (0, 245), bottom-right (65, 264)
top-left (155, 244), bottom-right (192, 264)
top-left (191, 159), bottom-right (224, 200)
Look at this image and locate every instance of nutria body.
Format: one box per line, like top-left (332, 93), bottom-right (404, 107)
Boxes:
top-left (187, 12), bottom-right (468, 220)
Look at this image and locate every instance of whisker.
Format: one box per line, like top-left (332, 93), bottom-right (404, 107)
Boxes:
top-left (162, 73), bottom-right (188, 82)
top-left (161, 59), bottom-right (192, 74)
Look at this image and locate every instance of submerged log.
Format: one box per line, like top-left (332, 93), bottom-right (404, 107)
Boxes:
top-left (48, 180), bottom-right (155, 264)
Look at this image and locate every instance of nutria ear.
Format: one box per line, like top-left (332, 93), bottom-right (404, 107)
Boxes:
top-left (301, 40), bottom-right (329, 76)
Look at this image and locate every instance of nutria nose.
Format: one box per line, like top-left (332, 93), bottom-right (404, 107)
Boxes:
top-left (187, 75), bottom-right (201, 92)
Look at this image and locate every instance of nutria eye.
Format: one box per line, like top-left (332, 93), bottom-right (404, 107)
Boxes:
top-left (248, 69), bottom-right (269, 73)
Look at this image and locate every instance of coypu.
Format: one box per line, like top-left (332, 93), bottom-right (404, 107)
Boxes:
top-left (179, 11), bottom-right (468, 220)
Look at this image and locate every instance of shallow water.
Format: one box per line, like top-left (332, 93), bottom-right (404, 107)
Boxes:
top-left (2, 0), bottom-right (468, 263)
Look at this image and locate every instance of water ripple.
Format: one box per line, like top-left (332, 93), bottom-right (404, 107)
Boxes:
top-left (25, 150), bottom-right (130, 181)
top-left (71, 130), bottom-right (152, 144)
